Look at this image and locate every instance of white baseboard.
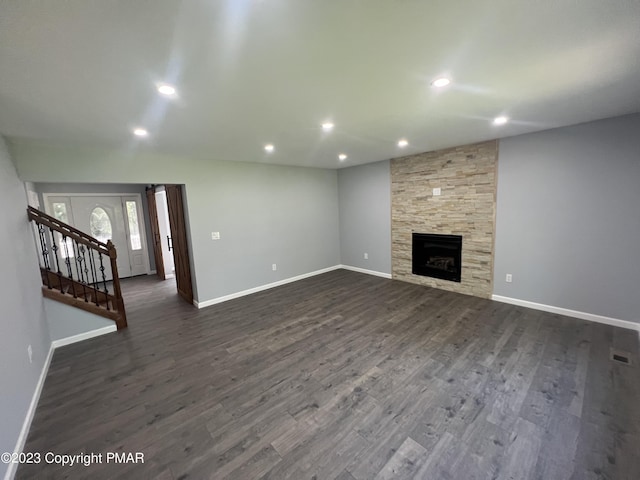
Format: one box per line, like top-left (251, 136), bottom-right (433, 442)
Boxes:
top-left (339, 264), bottom-right (392, 279)
top-left (491, 295), bottom-right (640, 333)
top-left (194, 265), bottom-right (343, 308)
top-left (51, 325), bottom-right (117, 349)
top-left (4, 344), bottom-right (55, 480)
top-left (193, 264), bottom-right (394, 309)
top-left (5, 324), bottom-right (117, 479)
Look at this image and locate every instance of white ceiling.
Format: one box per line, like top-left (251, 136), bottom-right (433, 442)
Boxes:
top-left (1, 0), bottom-right (639, 169)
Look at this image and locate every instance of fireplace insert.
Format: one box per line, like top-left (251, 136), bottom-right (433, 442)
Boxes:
top-left (412, 233), bottom-right (462, 282)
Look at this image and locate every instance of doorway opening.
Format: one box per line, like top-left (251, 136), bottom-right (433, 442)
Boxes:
top-left (152, 187), bottom-right (175, 280)
top-left (146, 185), bottom-right (194, 304)
top-left (37, 183), bottom-right (194, 307)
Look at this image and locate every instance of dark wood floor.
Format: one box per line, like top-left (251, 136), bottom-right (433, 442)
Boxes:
top-left (18, 270), bottom-right (640, 479)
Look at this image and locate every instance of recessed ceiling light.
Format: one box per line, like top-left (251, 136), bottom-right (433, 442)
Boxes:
top-left (431, 77), bottom-right (451, 88)
top-left (157, 84), bottom-right (177, 96)
top-left (133, 128), bottom-right (148, 137)
top-left (322, 122), bottom-right (334, 132)
top-left (398, 138), bottom-right (409, 148)
top-left (264, 144), bottom-right (275, 153)
top-left (493, 116), bottom-right (509, 125)
top-left (338, 153), bottom-right (347, 161)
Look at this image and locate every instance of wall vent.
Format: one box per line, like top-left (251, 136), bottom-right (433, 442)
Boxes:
top-left (610, 349), bottom-right (632, 366)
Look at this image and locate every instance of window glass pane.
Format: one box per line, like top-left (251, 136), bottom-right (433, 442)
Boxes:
top-left (126, 201), bottom-right (142, 250)
top-left (51, 203), bottom-right (74, 258)
top-left (52, 202), bottom-right (68, 223)
top-left (59, 237), bottom-right (75, 259)
top-left (90, 207), bottom-right (112, 243)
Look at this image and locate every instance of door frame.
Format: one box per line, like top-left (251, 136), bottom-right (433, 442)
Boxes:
top-left (146, 187), bottom-right (165, 280)
top-left (43, 192), bottom-right (152, 276)
top-left (164, 184), bottom-right (194, 305)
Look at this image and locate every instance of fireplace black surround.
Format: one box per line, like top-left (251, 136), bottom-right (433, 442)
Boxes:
top-left (412, 233), bottom-right (462, 282)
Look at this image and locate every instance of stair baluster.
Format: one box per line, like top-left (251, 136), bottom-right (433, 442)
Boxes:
top-left (49, 227), bottom-right (64, 293)
top-left (88, 249), bottom-right (100, 307)
top-left (72, 239), bottom-right (89, 303)
top-left (61, 234), bottom-right (76, 298)
top-left (37, 224), bottom-right (52, 289)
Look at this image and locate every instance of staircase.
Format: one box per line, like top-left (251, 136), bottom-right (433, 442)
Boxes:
top-left (27, 206), bottom-right (127, 329)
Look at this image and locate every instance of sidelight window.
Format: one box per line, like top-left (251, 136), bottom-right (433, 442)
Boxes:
top-left (125, 201), bottom-right (142, 250)
top-left (52, 202), bottom-right (74, 259)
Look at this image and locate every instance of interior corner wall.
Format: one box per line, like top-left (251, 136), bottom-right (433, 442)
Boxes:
top-left (43, 298), bottom-right (114, 342)
top-left (337, 160), bottom-right (391, 275)
top-left (10, 143), bottom-right (341, 304)
top-left (179, 184), bottom-right (198, 301)
top-left (493, 114), bottom-right (640, 323)
top-left (0, 136), bottom-right (51, 480)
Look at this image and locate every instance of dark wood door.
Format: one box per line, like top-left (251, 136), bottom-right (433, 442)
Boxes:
top-left (146, 187), bottom-right (165, 280)
top-left (165, 184), bottom-right (194, 304)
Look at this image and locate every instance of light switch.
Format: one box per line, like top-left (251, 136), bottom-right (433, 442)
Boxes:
top-left (433, 187), bottom-right (441, 196)
top-left (211, 232), bottom-right (220, 240)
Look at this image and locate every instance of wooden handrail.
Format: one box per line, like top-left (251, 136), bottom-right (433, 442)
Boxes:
top-left (27, 206), bottom-right (110, 253)
top-left (27, 206), bottom-right (127, 329)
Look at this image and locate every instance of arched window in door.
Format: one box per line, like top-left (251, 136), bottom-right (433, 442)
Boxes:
top-left (90, 207), bottom-right (112, 243)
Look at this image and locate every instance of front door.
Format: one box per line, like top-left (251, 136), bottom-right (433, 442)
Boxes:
top-left (70, 196), bottom-right (131, 279)
top-left (45, 195), bottom-right (149, 279)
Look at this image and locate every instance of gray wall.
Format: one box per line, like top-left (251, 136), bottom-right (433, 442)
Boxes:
top-left (185, 162), bottom-right (340, 301)
top-left (33, 182), bottom-right (156, 272)
top-left (15, 114), bottom-right (638, 321)
top-left (338, 160), bottom-right (391, 274)
top-left (493, 114), bottom-right (640, 322)
top-left (11, 143), bottom-right (341, 303)
top-left (0, 136), bottom-right (51, 479)
top-left (44, 299), bottom-right (114, 342)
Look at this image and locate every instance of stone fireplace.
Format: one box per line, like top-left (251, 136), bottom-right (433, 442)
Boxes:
top-left (391, 140), bottom-right (498, 298)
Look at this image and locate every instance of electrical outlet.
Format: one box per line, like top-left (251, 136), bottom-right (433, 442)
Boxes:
top-left (272, 264), bottom-right (277, 271)
top-left (27, 345), bottom-right (33, 364)
top-left (364, 253), bottom-right (368, 260)
top-left (211, 232), bottom-right (220, 240)
top-left (505, 274), bottom-right (512, 283)
top-left (433, 187), bottom-right (441, 196)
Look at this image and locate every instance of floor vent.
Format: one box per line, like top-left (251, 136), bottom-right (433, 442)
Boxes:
top-left (610, 349), bottom-right (632, 366)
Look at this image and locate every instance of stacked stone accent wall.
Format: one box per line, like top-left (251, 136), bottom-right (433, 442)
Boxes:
top-left (391, 140), bottom-right (498, 298)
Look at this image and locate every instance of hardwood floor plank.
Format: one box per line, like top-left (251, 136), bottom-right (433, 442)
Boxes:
top-left (373, 436), bottom-right (428, 480)
top-left (495, 417), bottom-right (544, 480)
top-left (221, 444), bottom-right (282, 480)
top-left (15, 270), bottom-right (640, 479)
